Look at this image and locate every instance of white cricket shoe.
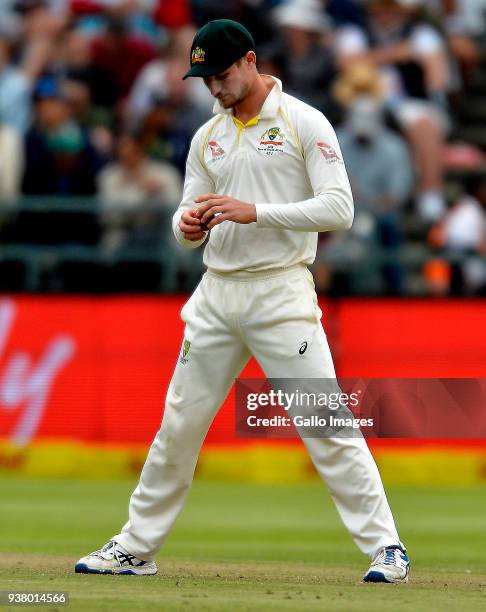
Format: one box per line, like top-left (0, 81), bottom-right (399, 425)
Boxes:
top-left (363, 545), bottom-right (410, 583)
top-left (75, 540), bottom-right (157, 575)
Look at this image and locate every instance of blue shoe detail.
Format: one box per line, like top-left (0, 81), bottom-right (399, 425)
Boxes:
top-left (74, 563), bottom-right (137, 576)
top-left (363, 570), bottom-right (391, 583)
top-left (75, 562), bottom-right (140, 576)
top-left (75, 563), bottom-right (111, 574)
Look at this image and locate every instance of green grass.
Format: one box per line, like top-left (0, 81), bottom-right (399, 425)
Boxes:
top-left (1, 478), bottom-right (485, 610)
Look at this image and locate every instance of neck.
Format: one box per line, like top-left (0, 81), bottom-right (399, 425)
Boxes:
top-left (124, 158), bottom-right (143, 171)
top-left (233, 73), bottom-right (274, 123)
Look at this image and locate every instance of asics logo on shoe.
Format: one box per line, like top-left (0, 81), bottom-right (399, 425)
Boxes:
top-left (117, 552), bottom-right (147, 567)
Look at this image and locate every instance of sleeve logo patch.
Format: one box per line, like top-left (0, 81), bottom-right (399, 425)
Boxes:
top-left (208, 140), bottom-right (226, 159)
top-left (317, 141), bottom-right (341, 162)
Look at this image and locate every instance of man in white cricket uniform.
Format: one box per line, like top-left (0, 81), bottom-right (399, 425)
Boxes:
top-left (76, 19), bottom-right (410, 583)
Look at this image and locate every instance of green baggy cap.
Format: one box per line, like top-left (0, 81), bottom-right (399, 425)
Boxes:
top-left (183, 19), bottom-right (255, 80)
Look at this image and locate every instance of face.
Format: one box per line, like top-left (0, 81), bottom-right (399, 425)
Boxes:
top-left (64, 31), bottom-right (91, 68)
top-left (369, 1), bottom-right (406, 30)
top-left (203, 55), bottom-right (253, 108)
top-left (37, 98), bottom-right (70, 129)
top-left (117, 135), bottom-right (142, 166)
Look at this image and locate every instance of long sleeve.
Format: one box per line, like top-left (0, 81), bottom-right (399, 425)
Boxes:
top-left (255, 109), bottom-right (354, 232)
top-left (172, 126), bottom-right (215, 249)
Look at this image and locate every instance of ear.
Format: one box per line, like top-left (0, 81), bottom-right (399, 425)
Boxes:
top-left (245, 51), bottom-right (257, 68)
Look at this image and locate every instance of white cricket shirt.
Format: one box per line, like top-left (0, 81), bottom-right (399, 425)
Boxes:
top-left (172, 76), bottom-right (353, 273)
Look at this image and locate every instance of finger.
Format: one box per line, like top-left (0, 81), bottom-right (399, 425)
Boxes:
top-left (180, 222), bottom-right (203, 233)
top-left (207, 212), bottom-right (230, 229)
top-left (181, 214), bottom-right (202, 226)
top-left (194, 193), bottom-right (225, 204)
top-left (195, 200), bottom-right (222, 217)
top-left (183, 231), bottom-right (205, 241)
top-left (201, 205), bottom-right (225, 225)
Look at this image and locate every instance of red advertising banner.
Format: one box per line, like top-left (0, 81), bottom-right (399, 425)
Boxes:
top-left (1, 296), bottom-right (486, 449)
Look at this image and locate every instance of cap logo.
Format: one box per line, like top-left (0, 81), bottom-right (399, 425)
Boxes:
top-left (191, 47), bottom-right (206, 65)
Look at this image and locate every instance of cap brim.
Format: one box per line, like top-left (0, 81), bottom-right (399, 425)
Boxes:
top-left (182, 62), bottom-right (232, 80)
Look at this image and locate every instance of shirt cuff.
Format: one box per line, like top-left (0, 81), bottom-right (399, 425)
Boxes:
top-left (255, 203), bottom-right (277, 228)
top-left (173, 218), bottom-right (207, 249)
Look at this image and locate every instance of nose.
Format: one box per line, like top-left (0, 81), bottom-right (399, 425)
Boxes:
top-left (206, 79), bottom-right (222, 98)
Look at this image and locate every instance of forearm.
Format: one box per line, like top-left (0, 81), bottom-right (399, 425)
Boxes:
top-left (340, 45), bottom-right (411, 69)
top-left (255, 189), bottom-right (354, 232)
top-left (422, 53), bottom-right (448, 92)
top-left (22, 37), bottom-right (54, 83)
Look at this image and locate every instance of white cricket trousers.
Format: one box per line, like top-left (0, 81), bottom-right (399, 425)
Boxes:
top-left (114, 264), bottom-right (402, 561)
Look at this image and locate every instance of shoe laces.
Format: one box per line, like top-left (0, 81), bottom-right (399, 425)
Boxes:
top-left (89, 541), bottom-right (116, 560)
top-left (373, 545), bottom-right (405, 567)
top-left (383, 547), bottom-right (399, 566)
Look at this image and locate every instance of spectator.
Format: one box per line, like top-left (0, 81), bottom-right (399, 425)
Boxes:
top-left (436, 0), bottom-right (485, 81)
top-left (313, 92), bottom-right (413, 296)
top-left (127, 27), bottom-right (212, 133)
top-left (335, 0), bottom-right (450, 221)
top-left (98, 131), bottom-right (182, 251)
top-left (90, 15), bottom-right (157, 104)
top-left (57, 28), bottom-right (118, 109)
top-left (137, 93), bottom-right (192, 174)
top-left (22, 77), bottom-right (103, 195)
top-left (338, 97), bottom-right (413, 213)
top-left (428, 173), bottom-right (486, 294)
top-left (266, 0), bottom-right (337, 115)
top-left (337, 96), bottom-right (413, 293)
top-left (0, 26), bottom-right (53, 134)
top-left (70, 0), bottom-right (163, 43)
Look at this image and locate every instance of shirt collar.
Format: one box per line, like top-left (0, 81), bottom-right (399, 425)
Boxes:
top-left (212, 75), bottom-right (283, 120)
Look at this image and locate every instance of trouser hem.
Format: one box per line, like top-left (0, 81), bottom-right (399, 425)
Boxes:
top-left (111, 533), bottom-right (154, 563)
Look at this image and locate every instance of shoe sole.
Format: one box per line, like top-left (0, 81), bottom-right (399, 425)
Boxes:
top-left (363, 570), bottom-right (409, 583)
top-left (74, 563), bottom-right (157, 576)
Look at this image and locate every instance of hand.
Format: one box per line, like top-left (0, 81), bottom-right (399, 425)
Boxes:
top-left (179, 208), bottom-right (206, 241)
top-left (374, 41), bottom-right (413, 64)
top-left (142, 175), bottom-right (164, 195)
top-left (194, 193), bottom-right (256, 230)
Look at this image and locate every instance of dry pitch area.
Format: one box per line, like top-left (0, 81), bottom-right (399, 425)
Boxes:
top-left (1, 478), bottom-right (485, 611)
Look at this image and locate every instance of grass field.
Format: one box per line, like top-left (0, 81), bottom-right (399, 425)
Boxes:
top-left (1, 477), bottom-right (485, 610)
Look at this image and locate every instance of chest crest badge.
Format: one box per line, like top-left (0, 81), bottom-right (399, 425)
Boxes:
top-left (258, 126), bottom-right (286, 156)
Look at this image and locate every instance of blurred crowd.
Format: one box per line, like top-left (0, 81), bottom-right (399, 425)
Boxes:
top-left (0, 0), bottom-right (486, 295)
